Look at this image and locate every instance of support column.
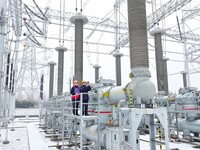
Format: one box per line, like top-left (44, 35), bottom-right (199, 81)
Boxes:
top-left (149, 114), bottom-right (156, 150)
top-left (93, 64), bottom-right (101, 83)
top-left (0, 0), bottom-right (7, 118)
top-left (55, 47), bottom-right (67, 95)
top-left (150, 29), bottom-right (165, 92)
top-left (48, 61), bottom-right (56, 98)
top-left (40, 74), bottom-right (44, 100)
top-left (163, 57), bottom-right (169, 95)
top-left (113, 53), bottom-right (123, 86)
top-left (70, 15), bottom-right (88, 83)
top-left (181, 71), bottom-right (187, 88)
top-left (127, 0), bottom-right (156, 103)
top-left (4, 52), bottom-right (10, 117)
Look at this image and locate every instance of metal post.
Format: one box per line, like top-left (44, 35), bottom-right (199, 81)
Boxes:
top-left (93, 64), bottom-right (101, 83)
top-left (55, 47), bottom-right (67, 95)
top-left (113, 53), bottom-right (123, 86)
top-left (163, 57), bottom-right (169, 95)
top-left (11, 36), bottom-right (20, 118)
top-left (4, 52), bottom-right (10, 117)
top-left (80, 93), bottom-right (83, 149)
top-left (39, 74), bottom-right (44, 125)
top-left (0, 0), bottom-right (7, 118)
top-left (69, 78), bottom-right (72, 91)
top-left (61, 99), bottom-right (65, 150)
top-left (70, 15), bottom-right (88, 83)
top-left (5, 53), bottom-right (10, 89)
top-left (48, 61), bottom-right (56, 98)
top-left (149, 114), bottom-right (156, 150)
top-left (40, 74), bottom-right (44, 100)
top-left (181, 18), bottom-right (190, 87)
top-left (3, 120), bottom-right (10, 144)
top-left (150, 29), bottom-right (165, 92)
top-left (181, 71), bottom-right (187, 88)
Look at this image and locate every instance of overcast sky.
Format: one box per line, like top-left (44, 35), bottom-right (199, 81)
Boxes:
top-left (18, 0), bottom-right (200, 99)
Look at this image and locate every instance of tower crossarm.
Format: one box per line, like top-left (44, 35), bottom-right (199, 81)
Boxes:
top-left (24, 5), bottom-right (128, 30)
top-left (147, 0), bottom-right (192, 30)
top-left (165, 29), bottom-right (200, 42)
top-left (182, 6), bottom-right (200, 22)
top-left (187, 45), bottom-right (200, 63)
top-left (117, 0), bottom-right (192, 47)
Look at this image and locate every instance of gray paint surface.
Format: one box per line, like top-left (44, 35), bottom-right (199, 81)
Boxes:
top-left (56, 47), bottom-right (67, 95)
top-left (74, 19), bottom-right (84, 83)
top-left (93, 65), bottom-right (101, 83)
top-left (48, 62), bottom-right (56, 98)
top-left (127, 0), bottom-right (149, 68)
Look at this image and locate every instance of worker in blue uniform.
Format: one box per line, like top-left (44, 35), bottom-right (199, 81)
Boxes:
top-left (70, 80), bottom-right (80, 115)
top-left (80, 80), bottom-right (91, 116)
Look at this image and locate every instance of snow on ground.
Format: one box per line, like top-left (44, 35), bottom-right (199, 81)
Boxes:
top-left (0, 109), bottom-right (199, 150)
top-left (139, 135), bottom-right (198, 150)
top-left (14, 108), bottom-right (40, 116)
top-left (0, 126), bottom-right (29, 150)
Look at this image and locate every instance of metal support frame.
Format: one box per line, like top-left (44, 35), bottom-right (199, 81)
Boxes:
top-left (119, 107), bottom-right (169, 150)
top-left (0, 0), bottom-right (7, 118)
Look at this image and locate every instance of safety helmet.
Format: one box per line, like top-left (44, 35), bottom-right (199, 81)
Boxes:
top-left (74, 80), bottom-right (79, 84)
top-left (82, 80), bottom-right (86, 83)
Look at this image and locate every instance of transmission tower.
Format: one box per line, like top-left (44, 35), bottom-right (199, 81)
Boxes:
top-left (16, 42), bottom-right (39, 101)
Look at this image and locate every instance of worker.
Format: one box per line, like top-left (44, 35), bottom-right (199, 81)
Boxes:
top-left (80, 80), bottom-right (91, 116)
top-left (70, 80), bottom-right (80, 115)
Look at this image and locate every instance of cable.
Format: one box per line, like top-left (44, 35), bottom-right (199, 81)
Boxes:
top-left (59, 0), bottom-right (62, 46)
top-left (27, 36), bottom-right (41, 46)
top-left (32, 0), bottom-right (48, 20)
top-left (82, 0), bottom-right (90, 10)
top-left (24, 23), bottom-right (41, 46)
top-left (176, 15), bottom-right (183, 41)
top-left (75, 0), bottom-right (78, 13)
top-left (24, 4), bottom-right (45, 21)
top-left (86, 42), bottom-right (93, 66)
top-left (24, 21), bottom-right (43, 35)
top-left (62, 0), bottom-right (65, 46)
top-left (24, 5), bottom-right (44, 35)
top-left (80, 0), bottom-right (83, 12)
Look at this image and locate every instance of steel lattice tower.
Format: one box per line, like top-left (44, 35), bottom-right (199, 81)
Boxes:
top-left (16, 43), bottom-right (39, 101)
